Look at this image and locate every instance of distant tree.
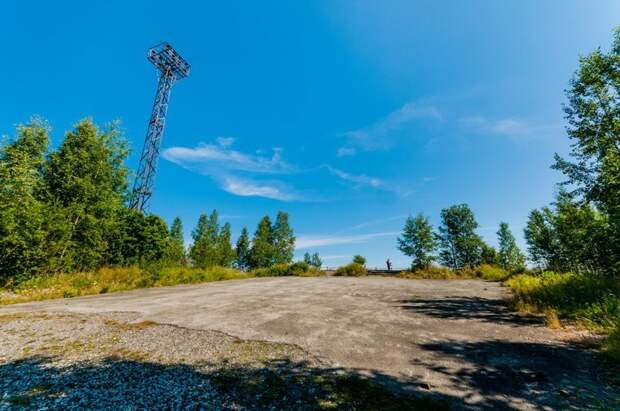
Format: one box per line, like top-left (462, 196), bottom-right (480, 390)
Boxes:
top-left (497, 222), bottom-right (525, 271)
top-left (480, 242), bottom-right (499, 266)
top-left (166, 217), bottom-right (186, 265)
top-left (552, 29), bottom-right (620, 274)
top-left (235, 227), bottom-right (251, 271)
top-left (436, 204), bottom-right (483, 270)
top-left (524, 208), bottom-right (561, 271)
top-left (397, 214), bottom-right (437, 269)
top-left (190, 210), bottom-right (220, 268)
top-left (272, 211), bottom-right (295, 264)
top-left (249, 216), bottom-right (273, 269)
top-left (217, 222), bottom-right (236, 267)
top-left (353, 255), bottom-right (366, 266)
top-left (0, 119), bottom-right (49, 283)
top-left (304, 252), bottom-right (322, 268)
top-left (44, 119), bottom-right (129, 272)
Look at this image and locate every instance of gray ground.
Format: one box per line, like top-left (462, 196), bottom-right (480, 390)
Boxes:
top-left (1, 276), bottom-right (618, 410)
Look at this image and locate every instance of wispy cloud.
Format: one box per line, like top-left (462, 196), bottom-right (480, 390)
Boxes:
top-left (459, 116), bottom-right (561, 138)
top-left (344, 215), bottom-right (408, 231)
top-left (162, 142), bottom-right (292, 174)
top-left (216, 175), bottom-right (301, 201)
top-left (336, 147), bottom-right (356, 157)
top-left (162, 139), bottom-right (302, 201)
top-left (296, 231), bottom-right (399, 249)
top-left (323, 165), bottom-right (385, 189)
top-left (339, 102), bottom-right (442, 153)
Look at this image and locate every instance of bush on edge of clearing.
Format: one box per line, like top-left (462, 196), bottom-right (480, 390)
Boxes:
top-left (506, 271), bottom-right (620, 363)
top-left (398, 264), bottom-right (510, 281)
top-left (334, 263), bottom-right (367, 277)
top-left (252, 262), bottom-right (322, 278)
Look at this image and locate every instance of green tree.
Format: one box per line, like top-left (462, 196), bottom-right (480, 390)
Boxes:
top-left (352, 255), bottom-right (366, 266)
top-left (166, 217), bottom-right (185, 265)
top-left (397, 214), bottom-right (437, 269)
top-left (190, 210), bottom-right (221, 268)
top-left (249, 216), bottom-right (273, 269)
top-left (497, 222), bottom-right (525, 271)
top-left (436, 204), bottom-right (483, 270)
top-left (553, 28), bottom-right (620, 274)
top-left (524, 207), bottom-right (561, 271)
top-left (217, 222), bottom-right (236, 267)
top-left (0, 119), bottom-right (49, 283)
top-left (235, 227), bottom-right (251, 271)
top-left (272, 211), bottom-right (295, 264)
top-left (44, 119), bottom-right (129, 272)
top-left (480, 242), bottom-right (499, 266)
top-left (303, 252), bottom-right (322, 268)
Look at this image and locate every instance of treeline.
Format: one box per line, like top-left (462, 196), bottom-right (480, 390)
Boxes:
top-left (397, 205), bottom-right (525, 272)
top-left (0, 118), bottom-right (297, 286)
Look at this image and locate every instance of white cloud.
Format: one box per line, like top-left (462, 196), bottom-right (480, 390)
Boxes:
top-left (459, 116), bottom-right (560, 138)
top-left (336, 146), bottom-right (357, 157)
top-left (217, 175), bottom-right (300, 201)
top-left (342, 102), bottom-right (442, 151)
top-left (216, 137), bottom-right (235, 147)
top-left (162, 143), bottom-right (292, 174)
top-left (296, 231), bottom-right (399, 249)
top-left (323, 165), bottom-right (385, 188)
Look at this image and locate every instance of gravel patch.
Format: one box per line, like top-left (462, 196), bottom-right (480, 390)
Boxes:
top-left (0, 312), bottom-right (442, 410)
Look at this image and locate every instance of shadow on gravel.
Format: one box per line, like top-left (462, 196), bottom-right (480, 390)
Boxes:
top-left (414, 339), bottom-right (619, 410)
top-left (0, 355), bottom-right (455, 410)
top-left (397, 296), bottom-right (542, 327)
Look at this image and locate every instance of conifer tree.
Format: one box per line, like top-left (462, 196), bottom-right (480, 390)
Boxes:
top-left (167, 217), bottom-right (185, 265)
top-left (249, 216), bottom-right (273, 269)
top-left (272, 211), bottom-right (295, 264)
top-left (235, 227), bottom-right (251, 271)
top-left (217, 222), bottom-right (236, 267)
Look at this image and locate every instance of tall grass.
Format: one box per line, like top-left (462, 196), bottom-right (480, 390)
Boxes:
top-left (506, 272), bottom-right (620, 363)
top-left (398, 264), bottom-right (511, 281)
top-left (0, 263), bottom-right (322, 305)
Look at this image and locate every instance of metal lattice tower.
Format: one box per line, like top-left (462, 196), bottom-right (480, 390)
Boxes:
top-left (131, 42), bottom-right (191, 212)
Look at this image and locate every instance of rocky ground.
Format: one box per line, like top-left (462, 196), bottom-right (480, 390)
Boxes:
top-left (1, 277), bottom-right (619, 410)
top-left (0, 311), bottom-right (443, 410)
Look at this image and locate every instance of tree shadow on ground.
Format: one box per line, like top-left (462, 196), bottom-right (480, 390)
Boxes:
top-left (0, 355), bottom-right (457, 410)
top-left (414, 339), bottom-right (620, 410)
top-left (397, 296), bottom-right (542, 327)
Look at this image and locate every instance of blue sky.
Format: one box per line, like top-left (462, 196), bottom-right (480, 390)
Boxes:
top-left (2, 1), bottom-right (619, 268)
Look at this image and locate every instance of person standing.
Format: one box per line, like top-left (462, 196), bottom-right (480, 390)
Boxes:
top-left (386, 258), bottom-right (392, 272)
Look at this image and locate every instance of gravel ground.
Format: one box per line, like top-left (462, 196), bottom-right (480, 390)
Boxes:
top-left (0, 311), bottom-right (443, 410)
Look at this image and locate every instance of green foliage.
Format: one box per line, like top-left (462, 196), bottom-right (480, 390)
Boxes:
top-left (352, 255), bottom-right (366, 266)
top-left (271, 212), bottom-right (295, 265)
top-left (43, 119), bottom-right (129, 272)
top-left (479, 243), bottom-right (499, 266)
top-left (397, 214), bottom-right (437, 269)
top-left (507, 271), bottom-right (620, 363)
top-left (217, 223), bottom-right (236, 268)
top-left (334, 263), bottom-right (367, 277)
top-left (524, 192), bottom-right (608, 273)
top-left (472, 264), bottom-right (510, 281)
top-left (552, 29), bottom-right (620, 275)
top-left (436, 204), bottom-right (483, 270)
top-left (497, 222), bottom-right (525, 272)
top-left (167, 217), bottom-right (186, 265)
top-left (303, 252), bottom-right (322, 268)
top-left (252, 261), bottom-right (319, 277)
top-left (235, 227), bottom-right (251, 271)
top-left (249, 216), bottom-right (274, 269)
top-left (0, 119), bottom-right (50, 284)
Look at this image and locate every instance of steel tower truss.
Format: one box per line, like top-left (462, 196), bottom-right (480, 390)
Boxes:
top-left (131, 42), bottom-right (190, 212)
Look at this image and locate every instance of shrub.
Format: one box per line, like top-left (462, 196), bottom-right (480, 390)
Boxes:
top-left (399, 265), bottom-right (458, 280)
top-left (352, 255), bottom-right (366, 266)
top-left (252, 262), bottom-right (321, 278)
top-left (334, 263), bottom-right (367, 277)
top-left (474, 264), bottom-right (510, 281)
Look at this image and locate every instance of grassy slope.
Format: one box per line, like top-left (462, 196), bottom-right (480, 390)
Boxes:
top-left (506, 272), bottom-right (620, 363)
top-left (0, 264), bottom-right (322, 305)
